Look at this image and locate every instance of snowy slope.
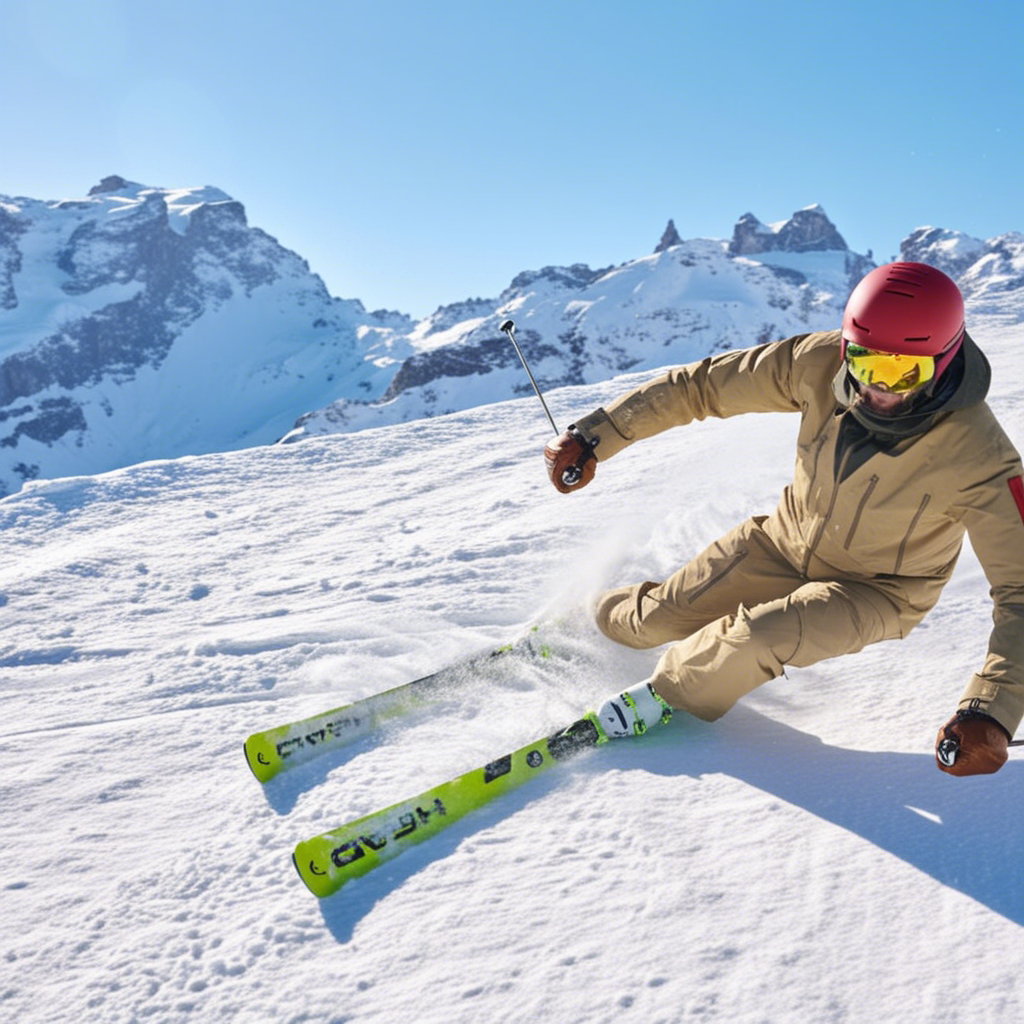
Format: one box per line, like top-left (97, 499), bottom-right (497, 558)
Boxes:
top-left (1, 306), bottom-right (1022, 1023)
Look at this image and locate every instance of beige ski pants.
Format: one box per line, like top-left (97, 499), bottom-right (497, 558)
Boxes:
top-left (595, 516), bottom-right (912, 721)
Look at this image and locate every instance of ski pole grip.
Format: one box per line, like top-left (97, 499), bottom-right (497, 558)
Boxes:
top-left (560, 428), bottom-right (598, 488)
top-left (936, 735), bottom-right (959, 767)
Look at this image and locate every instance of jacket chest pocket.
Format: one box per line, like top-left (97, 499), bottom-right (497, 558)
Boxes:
top-left (843, 475), bottom-right (879, 550)
top-left (893, 494), bottom-right (932, 575)
top-left (839, 478), bottom-right (935, 575)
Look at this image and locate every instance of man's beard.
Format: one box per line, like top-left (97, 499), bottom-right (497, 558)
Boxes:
top-left (852, 384), bottom-right (918, 418)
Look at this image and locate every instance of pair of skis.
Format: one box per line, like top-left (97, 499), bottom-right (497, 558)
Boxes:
top-left (243, 627), bottom-right (614, 899)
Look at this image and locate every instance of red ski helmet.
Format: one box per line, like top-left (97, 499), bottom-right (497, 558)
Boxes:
top-left (842, 262), bottom-right (965, 383)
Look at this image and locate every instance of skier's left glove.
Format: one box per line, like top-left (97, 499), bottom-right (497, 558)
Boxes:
top-left (935, 709), bottom-right (1010, 776)
top-left (544, 427), bottom-right (598, 494)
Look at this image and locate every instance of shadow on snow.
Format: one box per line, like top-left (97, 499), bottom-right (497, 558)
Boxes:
top-left (309, 703), bottom-right (1023, 941)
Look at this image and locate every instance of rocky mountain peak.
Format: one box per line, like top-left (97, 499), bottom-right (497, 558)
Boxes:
top-left (729, 205), bottom-right (848, 256)
top-left (655, 219), bottom-right (683, 253)
top-left (88, 175), bottom-right (132, 195)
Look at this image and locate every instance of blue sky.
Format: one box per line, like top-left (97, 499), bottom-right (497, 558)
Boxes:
top-left (3, 0), bottom-right (1021, 318)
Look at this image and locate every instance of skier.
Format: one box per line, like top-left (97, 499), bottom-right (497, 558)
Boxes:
top-left (545, 262), bottom-right (1024, 776)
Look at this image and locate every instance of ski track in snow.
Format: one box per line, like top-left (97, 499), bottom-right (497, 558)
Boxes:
top-left (1, 313), bottom-right (1022, 1023)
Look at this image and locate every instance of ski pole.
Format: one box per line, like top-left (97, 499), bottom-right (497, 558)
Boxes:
top-left (499, 319), bottom-right (597, 488)
top-left (500, 319), bottom-right (561, 437)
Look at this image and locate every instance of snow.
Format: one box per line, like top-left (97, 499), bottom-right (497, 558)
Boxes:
top-left (1, 308), bottom-right (1022, 1023)
top-left (910, 226), bottom-right (987, 262)
top-left (157, 186), bottom-right (236, 233)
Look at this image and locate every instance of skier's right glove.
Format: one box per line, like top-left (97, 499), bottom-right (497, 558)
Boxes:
top-left (935, 709), bottom-right (1010, 776)
top-left (544, 427), bottom-right (598, 494)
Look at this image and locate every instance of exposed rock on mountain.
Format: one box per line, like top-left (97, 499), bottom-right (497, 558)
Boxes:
top-left (655, 219), bottom-right (683, 253)
top-left (286, 232), bottom-right (875, 440)
top-left (728, 205), bottom-right (848, 256)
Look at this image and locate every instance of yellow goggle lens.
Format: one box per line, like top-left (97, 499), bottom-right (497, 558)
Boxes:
top-left (844, 344), bottom-right (935, 394)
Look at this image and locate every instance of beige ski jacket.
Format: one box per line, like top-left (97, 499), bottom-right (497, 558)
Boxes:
top-left (573, 329), bottom-right (1024, 737)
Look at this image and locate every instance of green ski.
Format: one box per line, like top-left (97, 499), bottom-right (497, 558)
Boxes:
top-left (243, 626), bottom-right (557, 783)
top-left (292, 714), bottom-right (606, 898)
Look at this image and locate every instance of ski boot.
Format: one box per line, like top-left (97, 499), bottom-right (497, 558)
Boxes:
top-left (592, 681), bottom-right (673, 741)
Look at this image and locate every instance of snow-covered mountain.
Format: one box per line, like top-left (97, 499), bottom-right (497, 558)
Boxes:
top-left (285, 205), bottom-right (877, 440)
top-left (286, 207), bottom-right (1024, 442)
top-left (0, 176), bottom-right (413, 497)
top-left (2, 178), bottom-right (1022, 498)
top-left (900, 224), bottom-right (1024, 310)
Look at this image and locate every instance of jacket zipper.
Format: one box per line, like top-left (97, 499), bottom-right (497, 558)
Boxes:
top-left (804, 428), bottom-right (832, 499)
top-left (843, 475), bottom-right (879, 550)
top-left (894, 494), bottom-right (931, 575)
top-left (802, 445), bottom-right (854, 575)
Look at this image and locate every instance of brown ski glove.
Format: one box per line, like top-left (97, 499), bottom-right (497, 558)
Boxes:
top-left (543, 427), bottom-right (598, 494)
top-left (935, 710), bottom-right (1010, 776)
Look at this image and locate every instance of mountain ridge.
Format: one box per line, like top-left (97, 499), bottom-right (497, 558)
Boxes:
top-left (0, 177), bottom-right (1020, 495)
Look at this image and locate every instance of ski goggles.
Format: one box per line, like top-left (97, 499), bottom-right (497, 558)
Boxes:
top-left (844, 343), bottom-right (936, 394)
